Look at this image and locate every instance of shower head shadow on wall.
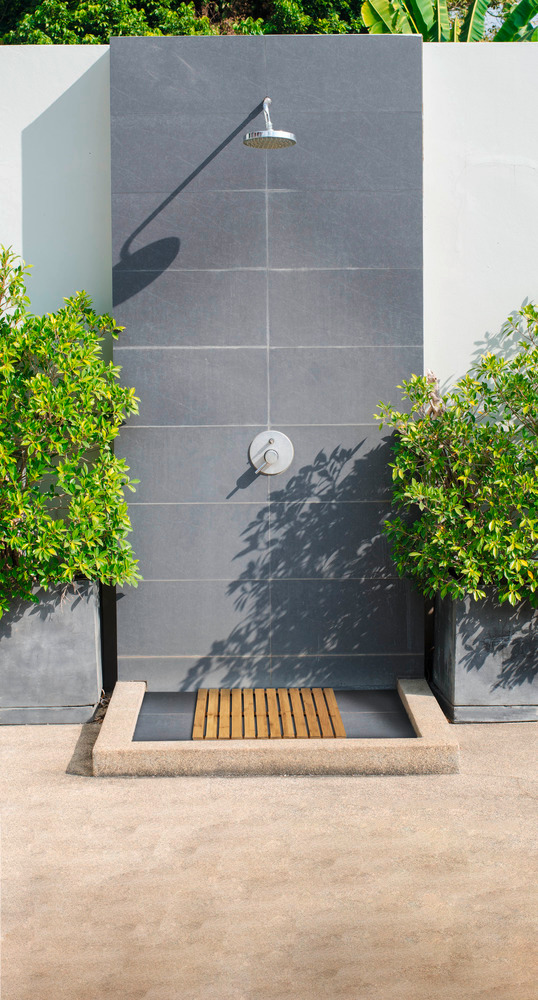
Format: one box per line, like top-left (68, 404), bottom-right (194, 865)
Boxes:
top-left (113, 102), bottom-right (265, 307)
top-left (243, 97), bottom-right (296, 150)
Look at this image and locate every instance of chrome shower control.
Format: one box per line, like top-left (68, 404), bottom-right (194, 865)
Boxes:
top-left (255, 448), bottom-right (279, 475)
top-left (249, 431), bottom-right (294, 476)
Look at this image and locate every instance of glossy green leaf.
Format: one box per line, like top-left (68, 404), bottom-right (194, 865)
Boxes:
top-left (400, 0), bottom-right (433, 34)
top-left (361, 0), bottom-right (413, 33)
top-left (493, 0), bottom-right (538, 40)
top-left (460, 0), bottom-right (489, 40)
top-left (430, 0), bottom-right (450, 39)
top-left (374, 301), bottom-right (538, 606)
top-left (0, 246), bottom-right (142, 614)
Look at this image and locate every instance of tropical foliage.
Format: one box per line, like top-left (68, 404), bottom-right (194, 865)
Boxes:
top-left (1, 0), bottom-right (365, 42)
top-left (3, 0), bottom-right (536, 40)
top-left (361, 0), bottom-right (538, 41)
top-left (376, 303), bottom-right (538, 606)
top-left (0, 247), bottom-right (140, 616)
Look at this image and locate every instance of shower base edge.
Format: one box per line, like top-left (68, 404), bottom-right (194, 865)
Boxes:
top-left (92, 678), bottom-right (459, 776)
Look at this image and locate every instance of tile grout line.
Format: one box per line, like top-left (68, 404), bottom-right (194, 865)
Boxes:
top-left (265, 141), bottom-right (274, 684)
top-left (128, 500), bottom-right (392, 505)
top-left (113, 266), bottom-right (423, 273)
top-left (113, 187), bottom-right (423, 196)
top-left (123, 422), bottom-right (382, 428)
top-left (112, 112), bottom-right (423, 121)
top-left (126, 500), bottom-right (392, 504)
top-left (263, 42), bottom-right (275, 687)
top-left (115, 344), bottom-right (423, 350)
top-left (118, 653), bottom-right (422, 659)
top-left (265, 150), bottom-right (271, 432)
top-left (131, 577), bottom-right (401, 582)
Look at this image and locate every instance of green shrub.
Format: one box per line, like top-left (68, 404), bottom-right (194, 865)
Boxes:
top-left (263, 0), bottom-right (362, 31)
top-left (0, 247), bottom-right (141, 616)
top-left (2, 0), bottom-right (220, 43)
top-left (376, 303), bottom-right (538, 606)
top-left (2, 0), bottom-right (366, 41)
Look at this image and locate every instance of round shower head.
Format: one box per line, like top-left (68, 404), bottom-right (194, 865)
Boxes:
top-left (243, 98), bottom-right (296, 150)
top-left (243, 129), bottom-right (296, 149)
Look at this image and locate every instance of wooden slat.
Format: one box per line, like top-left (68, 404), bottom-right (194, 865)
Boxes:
top-left (243, 688), bottom-right (256, 738)
top-left (218, 688), bottom-right (230, 739)
top-left (266, 689), bottom-right (282, 738)
top-left (231, 688), bottom-right (243, 739)
top-left (323, 688), bottom-right (346, 738)
top-left (205, 688), bottom-right (219, 739)
top-left (312, 688), bottom-right (334, 738)
top-left (194, 686), bottom-right (346, 741)
top-left (288, 688), bottom-right (308, 739)
top-left (300, 688), bottom-right (321, 738)
top-left (192, 689), bottom-right (208, 740)
top-left (254, 688), bottom-right (268, 738)
top-left (277, 688), bottom-right (295, 738)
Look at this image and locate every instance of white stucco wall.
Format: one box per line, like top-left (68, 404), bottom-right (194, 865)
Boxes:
top-left (0, 43), bottom-right (537, 378)
top-left (423, 44), bottom-right (538, 383)
top-left (0, 46), bottom-right (111, 315)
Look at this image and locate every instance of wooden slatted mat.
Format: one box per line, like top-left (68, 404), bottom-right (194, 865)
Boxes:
top-left (192, 688), bottom-right (346, 740)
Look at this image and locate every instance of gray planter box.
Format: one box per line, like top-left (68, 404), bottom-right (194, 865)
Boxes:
top-left (0, 582), bottom-right (102, 724)
top-left (432, 592), bottom-right (538, 722)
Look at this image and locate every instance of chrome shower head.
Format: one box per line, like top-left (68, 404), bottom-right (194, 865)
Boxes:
top-left (243, 130), bottom-right (296, 149)
top-left (243, 97), bottom-right (296, 150)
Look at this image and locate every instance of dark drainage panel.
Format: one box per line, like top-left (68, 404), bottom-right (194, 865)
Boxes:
top-left (132, 689), bottom-right (416, 741)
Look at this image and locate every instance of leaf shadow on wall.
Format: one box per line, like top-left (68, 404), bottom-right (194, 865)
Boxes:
top-left (0, 582), bottom-right (89, 639)
top-left (113, 102), bottom-right (264, 306)
top-left (176, 439), bottom-right (423, 691)
top-left (468, 300), bottom-right (531, 373)
top-left (456, 597), bottom-right (538, 693)
top-left (438, 304), bottom-right (529, 395)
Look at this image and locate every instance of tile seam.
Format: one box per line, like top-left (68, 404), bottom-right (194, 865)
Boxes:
top-left (135, 577), bottom-right (401, 582)
top-left (115, 344), bottom-right (423, 350)
top-left (127, 500), bottom-right (392, 505)
top-left (118, 653), bottom-right (423, 659)
top-left (123, 422), bottom-right (383, 428)
top-left (128, 501), bottom-right (393, 505)
top-left (112, 266), bottom-right (423, 273)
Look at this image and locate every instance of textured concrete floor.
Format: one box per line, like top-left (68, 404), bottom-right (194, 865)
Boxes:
top-left (2, 720), bottom-right (537, 1000)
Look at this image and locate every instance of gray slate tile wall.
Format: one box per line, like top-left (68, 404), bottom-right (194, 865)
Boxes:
top-left (111, 35), bottom-right (424, 692)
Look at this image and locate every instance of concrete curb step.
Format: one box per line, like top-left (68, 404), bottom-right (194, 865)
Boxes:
top-left (92, 678), bottom-right (459, 776)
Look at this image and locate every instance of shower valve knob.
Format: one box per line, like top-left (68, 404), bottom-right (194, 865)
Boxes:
top-left (249, 431), bottom-right (294, 476)
top-left (255, 448), bottom-right (279, 474)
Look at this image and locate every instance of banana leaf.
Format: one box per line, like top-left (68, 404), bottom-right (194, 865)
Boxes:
top-left (460, 0), bottom-right (489, 40)
top-left (430, 0), bottom-right (451, 40)
top-left (401, 0), bottom-right (435, 35)
top-left (510, 22), bottom-right (538, 39)
top-left (361, 0), bottom-right (413, 32)
top-left (493, 0), bottom-right (538, 40)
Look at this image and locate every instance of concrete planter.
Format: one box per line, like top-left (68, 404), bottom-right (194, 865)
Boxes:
top-left (431, 592), bottom-right (538, 722)
top-left (0, 582), bottom-right (102, 724)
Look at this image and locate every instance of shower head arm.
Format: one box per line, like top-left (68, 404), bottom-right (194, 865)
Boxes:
top-left (263, 97), bottom-right (273, 131)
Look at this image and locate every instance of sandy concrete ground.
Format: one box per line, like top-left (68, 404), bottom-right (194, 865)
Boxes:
top-left (1, 719), bottom-right (537, 1000)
